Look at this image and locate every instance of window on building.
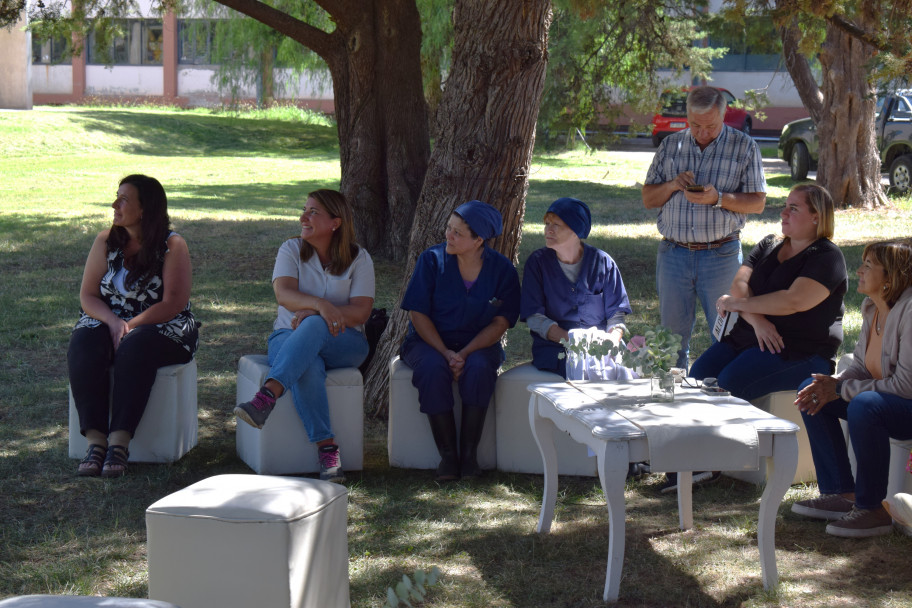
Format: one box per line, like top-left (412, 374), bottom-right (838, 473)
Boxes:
top-left (32, 36), bottom-right (71, 65)
top-left (88, 20), bottom-right (163, 65)
top-left (178, 20), bottom-right (217, 65)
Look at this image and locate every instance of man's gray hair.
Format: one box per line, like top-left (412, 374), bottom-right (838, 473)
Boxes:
top-left (686, 86), bottom-right (726, 117)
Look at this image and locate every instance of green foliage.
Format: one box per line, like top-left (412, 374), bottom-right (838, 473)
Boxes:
top-left (382, 567), bottom-right (441, 608)
top-left (559, 326), bottom-right (682, 376)
top-left (538, 0), bottom-right (718, 139)
top-left (183, 0), bottom-right (332, 108)
top-left (416, 0), bottom-right (453, 114)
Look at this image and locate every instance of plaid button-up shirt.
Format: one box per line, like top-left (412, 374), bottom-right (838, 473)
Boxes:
top-left (645, 126), bottom-right (766, 244)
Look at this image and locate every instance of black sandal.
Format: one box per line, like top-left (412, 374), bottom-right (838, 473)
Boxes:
top-left (101, 444), bottom-right (130, 478)
top-left (78, 444), bottom-right (106, 477)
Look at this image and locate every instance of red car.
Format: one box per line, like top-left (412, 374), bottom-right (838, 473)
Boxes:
top-left (651, 87), bottom-right (752, 147)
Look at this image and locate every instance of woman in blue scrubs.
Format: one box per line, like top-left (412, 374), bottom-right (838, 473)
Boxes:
top-left (400, 200), bottom-right (520, 480)
top-left (521, 197), bottom-right (632, 378)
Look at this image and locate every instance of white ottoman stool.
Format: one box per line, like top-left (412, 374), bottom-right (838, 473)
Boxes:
top-left (68, 359), bottom-right (198, 463)
top-left (723, 390), bottom-right (817, 485)
top-left (0, 597), bottom-right (179, 607)
top-left (494, 363), bottom-right (598, 476)
top-left (236, 354), bottom-right (363, 474)
top-left (146, 474), bottom-right (349, 608)
top-left (388, 356), bottom-right (496, 470)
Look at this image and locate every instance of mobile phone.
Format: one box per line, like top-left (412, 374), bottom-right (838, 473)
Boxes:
top-left (701, 386), bottom-right (730, 396)
top-left (685, 184), bottom-right (705, 192)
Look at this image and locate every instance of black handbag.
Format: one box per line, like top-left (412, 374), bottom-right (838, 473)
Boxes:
top-left (359, 308), bottom-right (389, 373)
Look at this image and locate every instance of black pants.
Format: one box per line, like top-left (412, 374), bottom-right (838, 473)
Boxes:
top-left (68, 323), bottom-right (194, 438)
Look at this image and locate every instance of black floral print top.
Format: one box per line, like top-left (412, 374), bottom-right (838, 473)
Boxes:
top-left (73, 231), bottom-right (199, 355)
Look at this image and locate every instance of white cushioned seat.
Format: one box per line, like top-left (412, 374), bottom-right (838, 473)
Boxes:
top-left (235, 354), bottom-right (363, 474)
top-left (723, 389), bottom-right (817, 485)
top-left (388, 356), bottom-right (496, 470)
top-left (494, 363), bottom-right (598, 476)
top-left (0, 597), bottom-right (178, 607)
top-left (146, 474), bottom-right (349, 608)
top-left (68, 359), bottom-right (198, 463)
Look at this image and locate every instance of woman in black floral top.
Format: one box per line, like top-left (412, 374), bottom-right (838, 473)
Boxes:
top-left (68, 175), bottom-right (199, 477)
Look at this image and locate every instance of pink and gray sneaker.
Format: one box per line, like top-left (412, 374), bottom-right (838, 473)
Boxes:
top-left (234, 387), bottom-right (277, 429)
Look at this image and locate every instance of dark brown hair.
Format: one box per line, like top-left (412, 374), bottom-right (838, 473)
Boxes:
top-left (106, 174), bottom-right (170, 290)
top-left (299, 189), bottom-right (360, 274)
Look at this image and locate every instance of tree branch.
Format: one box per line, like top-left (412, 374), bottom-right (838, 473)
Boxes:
top-left (779, 15), bottom-right (822, 124)
top-left (827, 12), bottom-right (890, 54)
top-left (214, 0), bottom-right (335, 59)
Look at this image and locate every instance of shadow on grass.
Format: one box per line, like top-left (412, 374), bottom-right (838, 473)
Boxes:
top-left (69, 110), bottom-right (340, 160)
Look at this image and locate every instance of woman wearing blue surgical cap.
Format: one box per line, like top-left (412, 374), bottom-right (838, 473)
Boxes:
top-left (400, 200), bottom-right (521, 481)
top-left (521, 197), bottom-right (632, 377)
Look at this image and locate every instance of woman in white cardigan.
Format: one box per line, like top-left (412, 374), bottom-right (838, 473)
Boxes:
top-left (791, 239), bottom-right (912, 538)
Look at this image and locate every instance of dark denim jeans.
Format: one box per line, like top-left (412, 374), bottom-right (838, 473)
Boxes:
top-left (690, 342), bottom-right (830, 402)
top-left (799, 377), bottom-right (912, 509)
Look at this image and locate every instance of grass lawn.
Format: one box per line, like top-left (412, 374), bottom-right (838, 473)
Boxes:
top-left (1, 106), bottom-right (911, 607)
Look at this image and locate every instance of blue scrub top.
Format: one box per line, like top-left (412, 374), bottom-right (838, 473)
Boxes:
top-left (401, 242), bottom-right (521, 347)
top-left (520, 244), bottom-right (632, 373)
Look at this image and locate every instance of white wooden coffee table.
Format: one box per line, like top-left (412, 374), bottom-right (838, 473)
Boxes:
top-left (528, 380), bottom-right (799, 602)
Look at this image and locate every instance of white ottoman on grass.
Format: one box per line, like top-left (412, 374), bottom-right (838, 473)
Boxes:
top-left (723, 390), bottom-right (817, 486)
top-left (388, 356), bottom-right (496, 470)
top-left (68, 359), bottom-right (198, 463)
top-left (494, 363), bottom-right (598, 476)
top-left (236, 354), bottom-right (363, 475)
top-left (0, 597), bottom-right (179, 607)
top-left (146, 474), bottom-right (350, 608)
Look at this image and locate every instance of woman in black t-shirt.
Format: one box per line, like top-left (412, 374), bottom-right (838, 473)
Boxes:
top-left (689, 183), bottom-right (847, 401)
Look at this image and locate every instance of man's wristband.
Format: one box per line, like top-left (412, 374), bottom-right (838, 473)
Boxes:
top-left (715, 190), bottom-right (723, 207)
top-left (835, 379), bottom-right (844, 398)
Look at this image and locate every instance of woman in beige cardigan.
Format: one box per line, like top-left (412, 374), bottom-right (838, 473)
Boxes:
top-left (791, 239), bottom-right (912, 538)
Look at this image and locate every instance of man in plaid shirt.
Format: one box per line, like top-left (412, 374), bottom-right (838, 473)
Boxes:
top-left (642, 86), bottom-right (766, 370)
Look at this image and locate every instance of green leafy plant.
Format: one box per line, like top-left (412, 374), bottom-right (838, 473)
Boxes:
top-left (619, 326), bottom-right (682, 377)
top-left (383, 567), bottom-right (442, 608)
top-left (559, 326), bottom-right (682, 378)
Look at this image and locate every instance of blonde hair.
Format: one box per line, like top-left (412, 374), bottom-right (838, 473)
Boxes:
top-left (790, 183), bottom-right (835, 240)
top-left (299, 189), bottom-right (360, 275)
top-left (861, 239), bottom-right (912, 307)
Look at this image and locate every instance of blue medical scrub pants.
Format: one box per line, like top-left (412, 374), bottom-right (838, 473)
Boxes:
top-left (267, 317), bottom-right (368, 444)
top-left (690, 341), bottom-right (831, 402)
top-left (798, 377), bottom-right (912, 509)
top-left (656, 238), bottom-right (742, 370)
top-left (399, 335), bottom-right (503, 415)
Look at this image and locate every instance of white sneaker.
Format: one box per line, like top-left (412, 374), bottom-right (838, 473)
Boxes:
top-left (883, 493), bottom-right (912, 528)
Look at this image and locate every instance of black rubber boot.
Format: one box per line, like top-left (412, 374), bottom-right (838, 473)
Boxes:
top-left (427, 411), bottom-right (460, 481)
top-left (459, 405), bottom-right (488, 478)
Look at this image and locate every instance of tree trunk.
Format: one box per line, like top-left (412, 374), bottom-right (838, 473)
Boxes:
top-left (365, 0), bottom-right (553, 417)
top-left (328, 0), bottom-right (430, 260)
top-left (817, 9), bottom-right (886, 209)
top-left (213, 0), bottom-right (430, 260)
top-left (779, 16), bottom-right (822, 124)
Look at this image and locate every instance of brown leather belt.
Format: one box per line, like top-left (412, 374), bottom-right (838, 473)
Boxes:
top-left (664, 232), bottom-right (739, 251)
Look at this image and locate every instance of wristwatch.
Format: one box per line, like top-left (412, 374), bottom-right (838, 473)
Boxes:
top-left (835, 379), bottom-right (844, 398)
top-left (715, 190), bottom-right (723, 207)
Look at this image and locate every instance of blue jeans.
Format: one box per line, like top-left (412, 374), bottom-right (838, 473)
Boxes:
top-left (656, 238), bottom-right (742, 370)
top-left (799, 377), bottom-right (912, 509)
top-left (267, 318), bottom-right (368, 443)
top-left (690, 342), bottom-right (830, 402)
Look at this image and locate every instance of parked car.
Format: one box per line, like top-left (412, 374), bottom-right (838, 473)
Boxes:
top-left (778, 90), bottom-right (912, 194)
top-left (651, 87), bottom-right (752, 147)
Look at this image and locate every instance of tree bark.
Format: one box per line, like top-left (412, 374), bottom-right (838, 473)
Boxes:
top-left (817, 6), bottom-right (886, 209)
top-left (365, 0), bottom-right (553, 417)
top-left (213, 0), bottom-right (430, 259)
top-left (779, 16), bottom-right (822, 124)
